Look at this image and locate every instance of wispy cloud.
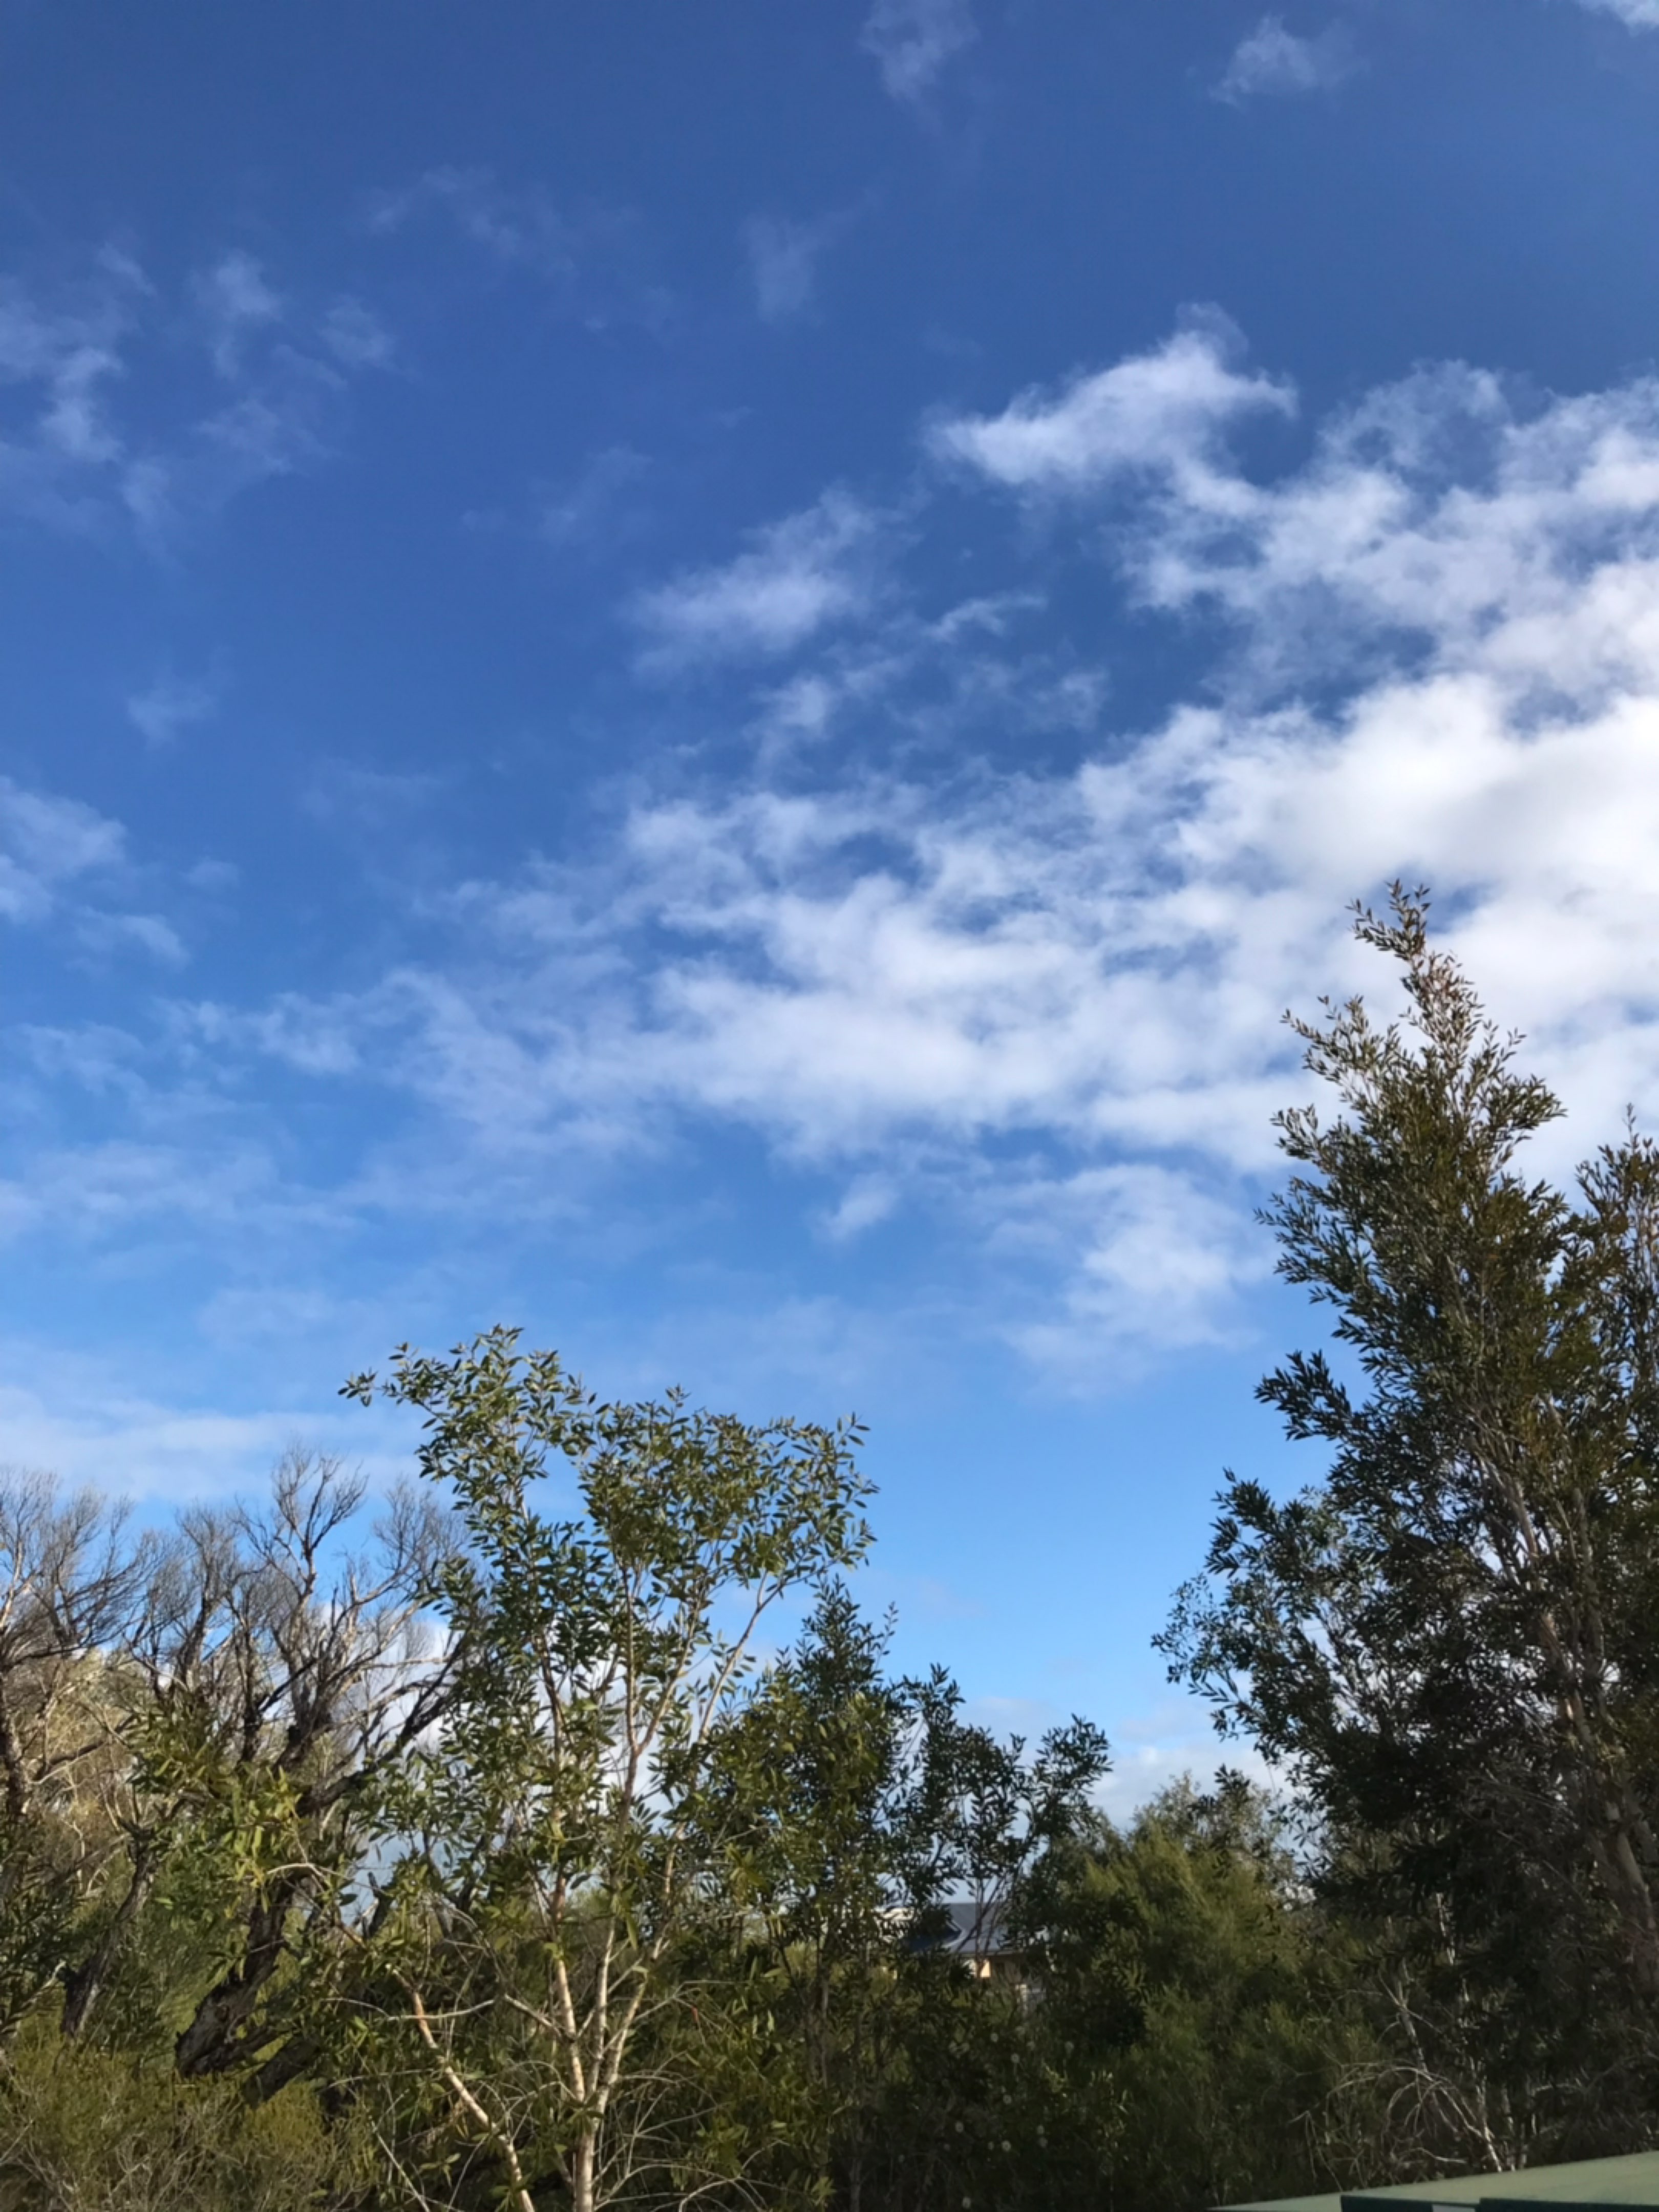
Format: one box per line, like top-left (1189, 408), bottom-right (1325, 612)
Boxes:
top-left (232, 332), bottom-right (1659, 1371)
top-left (1575, 0), bottom-right (1659, 26)
top-left (821, 1174), bottom-right (900, 1241)
top-left (538, 444), bottom-right (649, 548)
top-left (0, 777), bottom-right (186, 968)
top-left (77, 912), bottom-right (185, 965)
top-left (1215, 16), bottom-right (1360, 103)
top-left (1004, 1166), bottom-right (1266, 1376)
top-left (126, 666), bottom-right (224, 748)
top-left (748, 593), bottom-right (1105, 763)
top-left (194, 250), bottom-right (282, 376)
top-left (0, 253), bottom-right (145, 524)
top-left (365, 167), bottom-right (668, 329)
top-left (742, 212), bottom-right (849, 325)
top-left (0, 1334), bottom-right (413, 1502)
top-left (318, 296), bottom-right (396, 369)
top-left (1097, 1706), bottom-right (1276, 1819)
top-left (366, 166), bottom-right (581, 277)
top-left (631, 490), bottom-right (886, 669)
top-left (0, 246), bottom-right (388, 547)
top-left (0, 1137), bottom-right (276, 1245)
top-left (860, 0), bottom-right (977, 102)
top-left (0, 779), bottom-right (125, 924)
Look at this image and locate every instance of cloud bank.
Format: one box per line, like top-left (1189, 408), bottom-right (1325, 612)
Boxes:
top-left (27, 323), bottom-right (1659, 1382)
top-left (407, 338), bottom-right (1659, 1362)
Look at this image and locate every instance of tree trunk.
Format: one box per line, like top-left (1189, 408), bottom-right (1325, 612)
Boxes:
top-left (174, 1883), bottom-right (297, 2076)
top-left (573, 2123), bottom-right (597, 2212)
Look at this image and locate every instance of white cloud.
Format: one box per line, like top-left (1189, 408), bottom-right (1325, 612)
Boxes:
top-left (1097, 1707), bottom-right (1277, 1820)
top-left (1002, 1165), bottom-right (1266, 1374)
top-left (0, 1339), bottom-right (415, 1503)
top-left (0, 777), bottom-right (191, 970)
top-left (17, 1022), bottom-right (146, 1098)
top-left (0, 258), bottom-right (143, 525)
top-left (929, 323), bottom-right (1295, 496)
top-left (293, 335), bottom-right (1659, 1366)
top-left (57, 324), bottom-right (1659, 1377)
top-left (0, 1139), bottom-right (276, 1243)
top-left (77, 911), bottom-right (186, 965)
top-left (822, 1175), bottom-right (900, 1241)
top-left (1215, 16), bottom-right (1360, 103)
top-left (746, 592), bottom-right (1103, 764)
top-left (632, 491), bottom-right (884, 668)
top-left (860, 0), bottom-right (977, 101)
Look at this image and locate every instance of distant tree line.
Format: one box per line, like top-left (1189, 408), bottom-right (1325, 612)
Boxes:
top-left (5, 889), bottom-right (1659, 2210)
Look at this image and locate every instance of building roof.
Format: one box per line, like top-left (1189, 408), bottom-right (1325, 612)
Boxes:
top-left (1225, 2149), bottom-right (1659, 2212)
top-left (940, 1899), bottom-right (1016, 1955)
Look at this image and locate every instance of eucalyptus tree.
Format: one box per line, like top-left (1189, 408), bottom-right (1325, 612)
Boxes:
top-left (342, 1330), bottom-right (874, 2212)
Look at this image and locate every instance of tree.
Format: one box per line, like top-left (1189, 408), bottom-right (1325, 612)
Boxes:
top-left (705, 1583), bottom-right (1114, 2212)
top-left (1162, 888), bottom-right (1659, 2161)
top-left (0, 1473), bottom-right (153, 2035)
top-left (695, 1585), bottom-right (919, 2212)
top-left (1037, 1779), bottom-right (1377, 2212)
top-left (339, 1330), bottom-right (874, 2212)
top-left (55, 1451), bottom-right (453, 2079)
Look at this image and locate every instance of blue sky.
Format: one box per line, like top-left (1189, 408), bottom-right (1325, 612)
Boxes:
top-left (8, 0), bottom-right (1659, 1805)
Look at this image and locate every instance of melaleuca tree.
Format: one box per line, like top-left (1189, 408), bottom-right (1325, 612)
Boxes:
top-left (1161, 888), bottom-right (1659, 2161)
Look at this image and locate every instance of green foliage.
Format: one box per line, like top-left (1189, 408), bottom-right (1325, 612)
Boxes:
top-left (1062, 1781), bottom-right (1379, 2212)
top-left (340, 1330), bottom-right (877, 2212)
top-left (664, 1589), bottom-right (1073, 2212)
top-left (1163, 887), bottom-right (1659, 2167)
top-left (700, 1583), bottom-right (1113, 2212)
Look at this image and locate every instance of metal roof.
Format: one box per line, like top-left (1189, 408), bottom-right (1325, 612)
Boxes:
top-left (1224, 2149), bottom-right (1659, 2212)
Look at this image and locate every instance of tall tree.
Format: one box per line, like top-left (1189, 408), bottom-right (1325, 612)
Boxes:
top-left (1162, 889), bottom-right (1659, 2159)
